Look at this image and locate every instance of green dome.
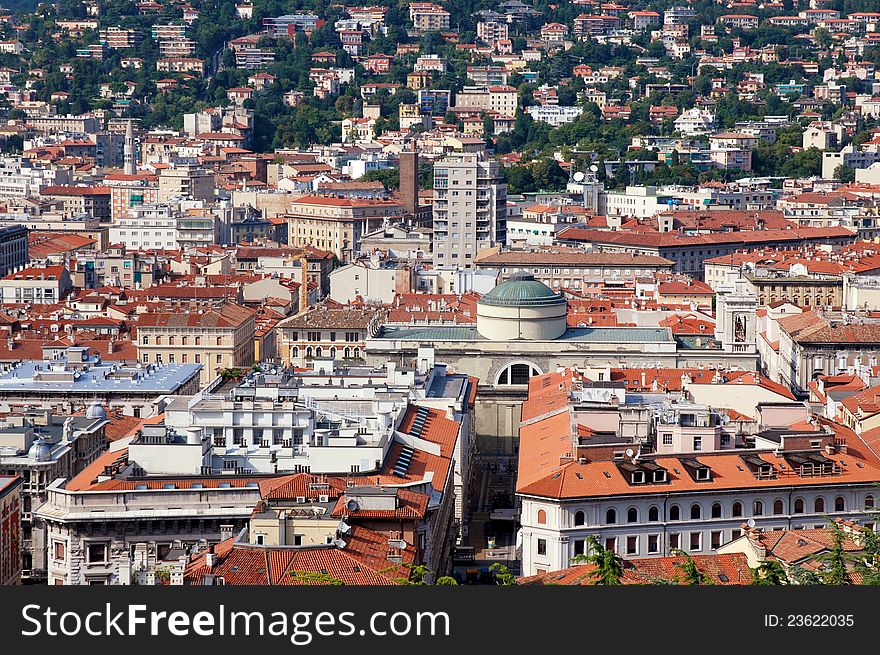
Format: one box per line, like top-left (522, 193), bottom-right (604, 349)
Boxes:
top-left (479, 272), bottom-right (566, 308)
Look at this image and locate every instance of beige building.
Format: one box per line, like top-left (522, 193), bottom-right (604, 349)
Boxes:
top-left (157, 163), bottom-right (215, 203)
top-left (474, 246), bottom-right (675, 290)
top-left (277, 305), bottom-right (383, 367)
top-left (137, 303), bottom-right (256, 387)
top-left (286, 195), bottom-right (403, 260)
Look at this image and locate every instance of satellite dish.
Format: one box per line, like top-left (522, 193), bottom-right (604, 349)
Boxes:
top-left (573, 171), bottom-right (585, 182)
top-left (625, 448), bottom-right (635, 457)
top-left (747, 518), bottom-right (756, 528)
top-left (346, 499), bottom-right (360, 512)
top-left (589, 164), bottom-right (599, 173)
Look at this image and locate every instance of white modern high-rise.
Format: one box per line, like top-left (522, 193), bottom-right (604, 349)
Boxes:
top-left (432, 152), bottom-right (507, 268)
top-left (123, 119), bottom-right (136, 175)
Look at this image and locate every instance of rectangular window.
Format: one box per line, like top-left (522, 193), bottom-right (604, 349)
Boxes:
top-left (626, 536), bottom-right (638, 555)
top-left (711, 531), bottom-right (722, 550)
top-left (53, 541), bottom-right (66, 562)
top-left (662, 433), bottom-right (672, 445)
top-left (648, 534), bottom-right (659, 554)
top-left (689, 532), bottom-right (701, 552)
top-left (294, 535), bottom-right (303, 546)
top-left (537, 538), bottom-right (547, 556)
top-left (669, 533), bottom-right (680, 549)
top-left (573, 539), bottom-right (586, 556)
top-left (693, 437), bottom-right (702, 451)
top-left (604, 537), bottom-right (617, 552)
top-left (86, 543), bottom-right (107, 564)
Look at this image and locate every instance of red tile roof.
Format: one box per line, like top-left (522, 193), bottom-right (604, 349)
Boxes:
top-left (520, 553), bottom-right (751, 585)
top-left (184, 525), bottom-right (416, 586)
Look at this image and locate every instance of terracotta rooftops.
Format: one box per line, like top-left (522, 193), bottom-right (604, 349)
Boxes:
top-left (557, 226), bottom-right (855, 248)
top-left (520, 553), bottom-right (751, 585)
top-left (184, 525), bottom-right (416, 586)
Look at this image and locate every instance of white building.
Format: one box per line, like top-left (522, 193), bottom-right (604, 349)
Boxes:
top-left (110, 203), bottom-right (181, 250)
top-left (526, 105), bottom-right (584, 127)
top-left (432, 151), bottom-right (507, 269)
top-left (674, 108), bottom-right (716, 135)
top-left (516, 368), bottom-right (880, 576)
top-left (0, 157), bottom-right (72, 197)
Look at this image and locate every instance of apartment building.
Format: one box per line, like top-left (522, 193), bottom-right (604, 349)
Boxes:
top-left (158, 162), bottom-right (215, 203)
top-left (0, 265), bottom-right (73, 304)
top-left (286, 195), bottom-right (403, 260)
top-left (516, 370), bottom-right (880, 576)
top-left (109, 203), bottom-right (182, 251)
top-left (137, 303), bottom-right (256, 387)
top-left (410, 3), bottom-right (450, 31)
top-left (432, 151), bottom-right (507, 269)
top-left (277, 306), bottom-right (382, 367)
top-left (39, 186), bottom-right (111, 222)
top-left (0, 158), bottom-right (72, 197)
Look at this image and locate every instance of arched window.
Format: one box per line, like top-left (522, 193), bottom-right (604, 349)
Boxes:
top-left (330, 347), bottom-right (336, 358)
top-left (306, 347), bottom-right (313, 358)
top-left (773, 500), bottom-right (784, 515)
top-left (344, 347), bottom-right (351, 358)
top-left (605, 508), bottom-right (617, 525)
top-left (574, 510), bottom-right (585, 526)
top-left (732, 501), bottom-right (743, 518)
top-left (195, 336), bottom-right (201, 346)
top-left (711, 503), bottom-right (722, 518)
top-left (497, 362), bottom-right (541, 385)
top-left (315, 347), bottom-right (322, 358)
top-left (867, 495), bottom-right (876, 510)
top-left (291, 347), bottom-right (298, 359)
top-left (690, 504), bottom-right (701, 520)
top-left (627, 507), bottom-right (638, 523)
top-left (669, 505), bottom-right (680, 521)
top-left (753, 500), bottom-right (763, 516)
top-left (794, 498), bottom-right (804, 514)
top-left (835, 496), bottom-right (845, 512)
top-left (648, 506), bottom-right (659, 522)
top-left (537, 509), bottom-right (547, 525)
top-left (814, 497), bottom-right (825, 513)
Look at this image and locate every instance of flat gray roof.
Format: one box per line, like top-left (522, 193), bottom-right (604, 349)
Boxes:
top-left (0, 360), bottom-right (202, 394)
top-left (375, 326), bottom-right (673, 343)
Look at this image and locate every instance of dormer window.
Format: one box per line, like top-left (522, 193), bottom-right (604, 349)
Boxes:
top-left (653, 470), bottom-right (667, 483)
top-left (632, 470), bottom-right (645, 484)
top-left (696, 468), bottom-right (710, 481)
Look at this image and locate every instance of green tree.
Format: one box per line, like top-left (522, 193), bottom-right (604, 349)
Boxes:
top-left (361, 168), bottom-right (400, 190)
top-left (786, 565), bottom-right (822, 585)
top-left (288, 571), bottom-right (345, 585)
top-left (435, 576), bottom-right (458, 585)
top-left (489, 562), bottom-right (517, 586)
top-left (574, 535), bottom-right (624, 586)
top-left (834, 164), bottom-right (855, 183)
top-left (750, 560), bottom-right (788, 585)
top-left (672, 549), bottom-right (714, 585)
top-left (816, 522), bottom-right (853, 585)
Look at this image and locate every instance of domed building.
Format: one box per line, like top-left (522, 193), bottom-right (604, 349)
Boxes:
top-left (27, 437), bottom-right (52, 462)
top-left (476, 272), bottom-right (567, 341)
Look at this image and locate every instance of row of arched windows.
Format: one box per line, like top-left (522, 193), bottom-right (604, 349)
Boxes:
top-left (290, 346), bottom-right (360, 359)
top-left (544, 495), bottom-right (872, 527)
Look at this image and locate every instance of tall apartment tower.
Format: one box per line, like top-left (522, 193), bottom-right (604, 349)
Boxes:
top-left (432, 151), bottom-right (507, 268)
top-left (399, 144), bottom-right (419, 219)
top-left (123, 119), bottom-right (136, 175)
